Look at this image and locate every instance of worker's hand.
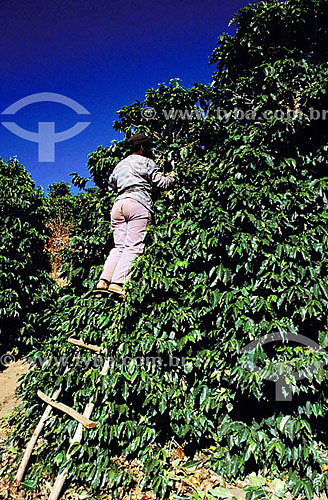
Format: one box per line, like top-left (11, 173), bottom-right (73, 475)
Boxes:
top-left (168, 171), bottom-right (178, 189)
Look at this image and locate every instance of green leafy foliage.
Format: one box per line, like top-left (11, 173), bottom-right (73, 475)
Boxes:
top-left (46, 182), bottom-right (75, 223)
top-left (0, 158), bottom-right (53, 352)
top-left (9, 0), bottom-right (328, 498)
top-left (44, 181), bottom-right (113, 294)
top-left (59, 187), bottom-right (113, 295)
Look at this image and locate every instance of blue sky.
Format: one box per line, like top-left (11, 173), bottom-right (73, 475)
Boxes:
top-left (1, 0), bottom-right (257, 193)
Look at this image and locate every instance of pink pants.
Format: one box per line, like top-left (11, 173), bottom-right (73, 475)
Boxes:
top-left (100, 198), bottom-right (152, 284)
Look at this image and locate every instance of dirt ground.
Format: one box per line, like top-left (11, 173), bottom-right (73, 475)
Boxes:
top-left (0, 359), bottom-right (28, 419)
top-left (0, 360), bottom-right (28, 499)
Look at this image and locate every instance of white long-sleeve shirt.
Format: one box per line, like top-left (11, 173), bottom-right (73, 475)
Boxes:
top-left (108, 154), bottom-right (175, 213)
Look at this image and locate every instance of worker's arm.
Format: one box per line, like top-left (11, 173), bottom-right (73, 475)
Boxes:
top-left (147, 159), bottom-right (176, 189)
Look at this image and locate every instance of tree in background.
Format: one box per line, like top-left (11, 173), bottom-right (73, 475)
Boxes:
top-left (45, 182), bottom-right (74, 284)
top-left (46, 182), bottom-right (74, 222)
top-left (0, 158), bottom-right (53, 353)
top-left (44, 181), bottom-right (114, 292)
top-left (55, 186), bottom-right (113, 294)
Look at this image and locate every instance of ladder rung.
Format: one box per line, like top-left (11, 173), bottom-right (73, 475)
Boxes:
top-left (67, 337), bottom-right (102, 353)
top-left (37, 390), bottom-right (98, 429)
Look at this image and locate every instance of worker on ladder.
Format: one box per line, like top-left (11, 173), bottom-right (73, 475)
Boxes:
top-left (96, 133), bottom-right (176, 296)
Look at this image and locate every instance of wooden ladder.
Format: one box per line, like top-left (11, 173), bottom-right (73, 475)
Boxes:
top-left (16, 337), bottom-right (109, 500)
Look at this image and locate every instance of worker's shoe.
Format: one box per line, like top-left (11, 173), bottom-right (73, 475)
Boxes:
top-left (96, 279), bottom-right (110, 290)
top-left (108, 283), bottom-right (125, 296)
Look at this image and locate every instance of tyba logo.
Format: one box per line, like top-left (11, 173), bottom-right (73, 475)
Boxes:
top-left (1, 92), bottom-right (91, 162)
top-left (241, 332), bottom-right (327, 401)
